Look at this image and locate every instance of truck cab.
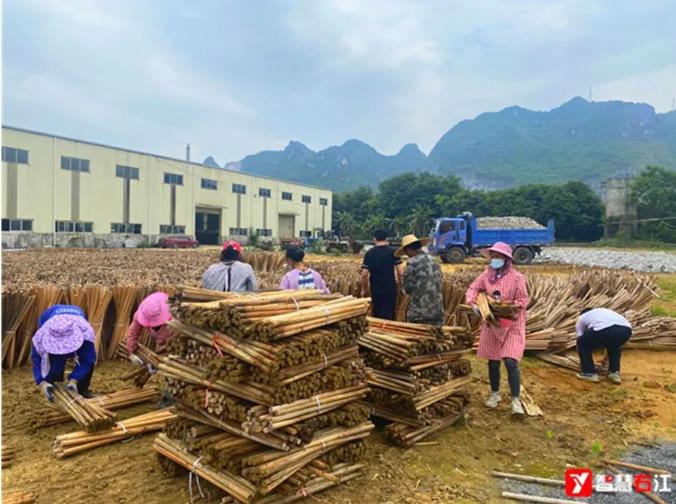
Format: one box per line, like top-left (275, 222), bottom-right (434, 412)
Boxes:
top-left (431, 217), bottom-right (469, 263)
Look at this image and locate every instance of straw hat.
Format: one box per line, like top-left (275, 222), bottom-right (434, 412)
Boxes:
top-left (395, 234), bottom-right (430, 257)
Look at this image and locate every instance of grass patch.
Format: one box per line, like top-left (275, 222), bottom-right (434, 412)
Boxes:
top-left (652, 275), bottom-right (676, 317)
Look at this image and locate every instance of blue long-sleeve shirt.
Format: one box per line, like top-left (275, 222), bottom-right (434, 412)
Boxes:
top-left (31, 340), bottom-right (96, 385)
top-left (32, 304), bottom-right (94, 385)
top-left (38, 304), bottom-right (86, 328)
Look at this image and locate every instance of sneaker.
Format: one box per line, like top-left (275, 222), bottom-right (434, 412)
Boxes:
top-left (576, 373), bottom-right (600, 383)
top-left (608, 372), bottom-right (622, 384)
top-left (485, 392), bottom-right (501, 408)
top-left (80, 390), bottom-right (94, 399)
top-left (511, 398), bottom-right (525, 415)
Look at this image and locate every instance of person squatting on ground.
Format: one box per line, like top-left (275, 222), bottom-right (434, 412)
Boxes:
top-left (126, 292), bottom-right (174, 365)
top-left (466, 242), bottom-right (529, 415)
top-left (397, 234), bottom-right (444, 326)
top-left (31, 304), bottom-right (97, 401)
top-left (202, 240), bottom-right (257, 293)
top-left (575, 307), bottom-right (633, 384)
top-left (279, 247), bottom-right (330, 294)
top-left (360, 229), bottom-right (404, 320)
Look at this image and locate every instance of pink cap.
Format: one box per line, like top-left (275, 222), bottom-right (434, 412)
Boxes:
top-left (135, 292), bottom-right (171, 327)
top-left (222, 240), bottom-right (242, 253)
top-left (488, 241), bottom-right (513, 260)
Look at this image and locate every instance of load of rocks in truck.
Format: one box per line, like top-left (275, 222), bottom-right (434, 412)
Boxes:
top-left (476, 216), bottom-right (546, 230)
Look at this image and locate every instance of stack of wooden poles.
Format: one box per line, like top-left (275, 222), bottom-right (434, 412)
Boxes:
top-left (154, 289), bottom-right (374, 503)
top-left (358, 317), bottom-right (474, 447)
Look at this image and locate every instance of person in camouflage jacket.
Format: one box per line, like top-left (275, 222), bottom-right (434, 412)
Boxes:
top-left (396, 235), bottom-right (444, 325)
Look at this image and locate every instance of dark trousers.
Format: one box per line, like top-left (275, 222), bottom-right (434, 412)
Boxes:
top-left (371, 292), bottom-right (397, 320)
top-left (488, 358), bottom-right (520, 397)
top-left (577, 325), bottom-right (632, 374)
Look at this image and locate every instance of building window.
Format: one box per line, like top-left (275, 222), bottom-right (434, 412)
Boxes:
top-left (259, 188), bottom-right (271, 198)
top-left (116, 165), bottom-right (139, 180)
top-left (302, 195), bottom-right (311, 203)
top-left (61, 156), bottom-right (90, 173)
top-left (159, 225), bottom-right (186, 234)
top-left (232, 183), bottom-right (246, 194)
top-left (282, 191), bottom-right (293, 201)
top-left (299, 230), bottom-right (312, 237)
top-left (229, 227), bottom-right (248, 236)
top-left (2, 147), bottom-right (29, 164)
top-left (55, 221), bottom-right (94, 233)
top-left (201, 178), bottom-right (217, 190)
top-left (2, 219), bottom-right (32, 231)
top-left (256, 228), bottom-right (272, 236)
top-left (164, 172), bottom-right (183, 185)
top-left (319, 198), bottom-right (328, 206)
top-left (111, 223), bottom-right (142, 234)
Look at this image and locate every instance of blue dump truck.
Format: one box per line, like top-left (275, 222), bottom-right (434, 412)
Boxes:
top-left (429, 212), bottom-right (555, 264)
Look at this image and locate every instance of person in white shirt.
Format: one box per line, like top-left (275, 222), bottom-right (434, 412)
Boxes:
top-left (575, 308), bottom-right (632, 384)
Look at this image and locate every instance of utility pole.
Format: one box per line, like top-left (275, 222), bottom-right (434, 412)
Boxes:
top-left (186, 143), bottom-right (191, 162)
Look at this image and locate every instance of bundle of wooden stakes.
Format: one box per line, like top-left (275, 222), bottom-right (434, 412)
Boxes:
top-left (54, 408), bottom-right (176, 458)
top-left (52, 382), bottom-right (117, 432)
top-left (154, 290), bottom-right (374, 503)
top-left (358, 318), bottom-right (473, 447)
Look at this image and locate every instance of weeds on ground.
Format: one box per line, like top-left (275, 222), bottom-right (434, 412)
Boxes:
top-left (652, 276), bottom-right (676, 317)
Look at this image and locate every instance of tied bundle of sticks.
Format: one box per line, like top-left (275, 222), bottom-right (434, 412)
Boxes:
top-left (36, 387), bottom-right (158, 428)
top-left (460, 291), bottom-right (519, 327)
top-left (52, 382), bottom-right (116, 432)
top-left (358, 318), bottom-right (473, 447)
top-left (54, 408), bottom-right (176, 458)
top-left (243, 385), bottom-right (369, 433)
top-left (174, 290), bottom-right (345, 339)
top-left (121, 344), bottom-right (162, 387)
top-left (2, 491), bottom-right (35, 504)
top-left (2, 445), bottom-right (16, 468)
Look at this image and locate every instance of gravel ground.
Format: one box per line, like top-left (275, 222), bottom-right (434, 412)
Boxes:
top-left (497, 443), bottom-right (675, 503)
top-left (535, 247), bottom-right (676, 273)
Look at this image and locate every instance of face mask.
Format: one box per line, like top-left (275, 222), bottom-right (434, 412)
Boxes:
top-left (490, 258), bottom-right (505, 270)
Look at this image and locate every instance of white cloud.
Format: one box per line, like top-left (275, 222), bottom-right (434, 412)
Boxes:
top-left (595, 65), bottom-right (676, 112)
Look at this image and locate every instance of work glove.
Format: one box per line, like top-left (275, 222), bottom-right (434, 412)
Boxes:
top-left (66, 379), bottom-right (79, 394)
top-left (471, 304), bottom-right (482, 317)
top-left (129, 354), bottom-right (144, 367)
top-left (40, 382), bottom-right (54, 402)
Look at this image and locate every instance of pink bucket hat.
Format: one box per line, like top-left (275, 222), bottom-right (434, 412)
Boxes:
top-left (33, 314), bottom-right (94, 356)
top-left (135, 292), bottom-right (171, 327)
top-left (487, 241), bottom-right (513, 260)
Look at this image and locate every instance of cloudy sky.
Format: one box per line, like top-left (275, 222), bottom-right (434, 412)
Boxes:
top-left (3, 0), bottom-right (675, 164)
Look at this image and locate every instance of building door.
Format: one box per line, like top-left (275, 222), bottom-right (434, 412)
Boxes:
top-left (195, 207), bottom-right (221, 245)
top-left (278, 214), bottom-right (295, 238)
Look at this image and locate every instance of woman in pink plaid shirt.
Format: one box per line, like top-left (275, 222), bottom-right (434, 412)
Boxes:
top-left (466, 242), bottom-right (529, 415)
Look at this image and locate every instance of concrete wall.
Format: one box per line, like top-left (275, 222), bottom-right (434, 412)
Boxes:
top-left (602, 177), bottom-right (638, 238)
top-left (1, 126), bottom-right (332, 245)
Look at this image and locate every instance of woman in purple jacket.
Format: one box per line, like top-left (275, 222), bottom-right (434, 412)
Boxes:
top-left (279, 247), bottom-right (329, 294)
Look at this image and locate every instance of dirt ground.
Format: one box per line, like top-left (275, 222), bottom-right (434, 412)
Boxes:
top-left (2, 349), bottom-right (674, 504)
top-left (2, 254), bottom-right (675, 503)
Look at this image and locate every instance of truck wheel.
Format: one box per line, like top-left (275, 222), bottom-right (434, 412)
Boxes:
top-left (445, 247), bottom-right (466, 263)
top-left (513, 247), bottom-right (534, 265)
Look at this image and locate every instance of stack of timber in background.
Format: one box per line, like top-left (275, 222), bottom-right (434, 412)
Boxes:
top-left (359, 317), bottom-right (474, 447)
top-left (3, 251), bottom-right (674, 371)
top-left (153, 288), bottom-right (374, 502)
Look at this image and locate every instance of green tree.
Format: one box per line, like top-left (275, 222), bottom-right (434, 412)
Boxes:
top-left (631, 166), bottom-right (676, 242)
